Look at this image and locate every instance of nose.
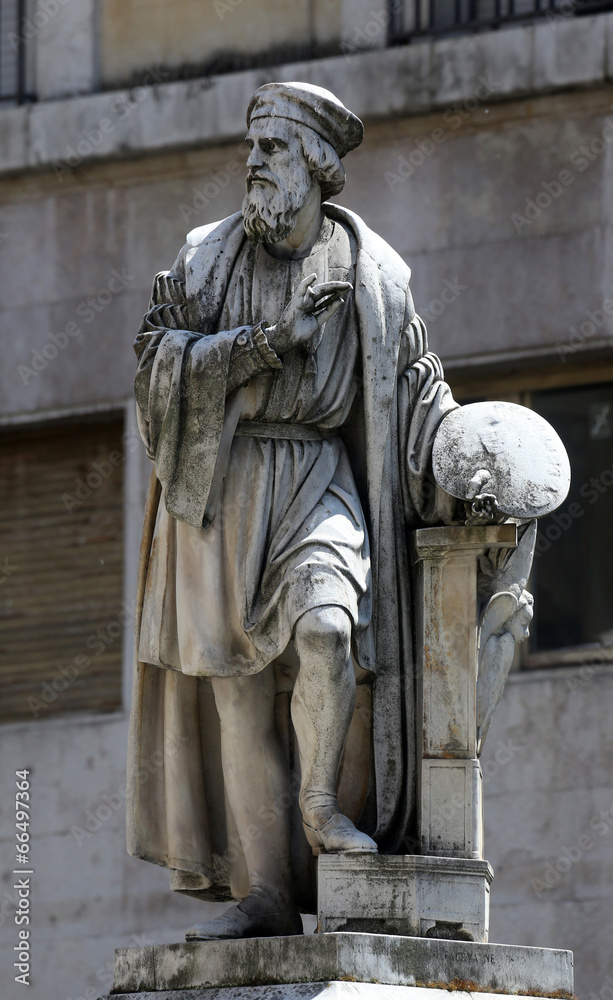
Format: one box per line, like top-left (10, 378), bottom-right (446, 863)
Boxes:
top-left (246, 142), bottom-right (264, 170)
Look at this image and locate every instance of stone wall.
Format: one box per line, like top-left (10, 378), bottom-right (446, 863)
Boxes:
top-left (100, 0), bottom-right (344, 87)
top-left (2, 84), bottom-right (612, 420)
top-left (483, 666), bottom-right (613, 1000)
top-left (0, 19), bottom-right (612, 1000)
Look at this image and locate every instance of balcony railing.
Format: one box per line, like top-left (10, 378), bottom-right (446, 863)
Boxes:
top-left (0, 0), bottom-right (27, 105)
top-left (388, 0), bottom-right (613, 40)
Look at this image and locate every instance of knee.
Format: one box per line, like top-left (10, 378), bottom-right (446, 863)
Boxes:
top-left (212, 673), bottom-right (270, 728)
top-left (294, 606), bottom-right (352, 662)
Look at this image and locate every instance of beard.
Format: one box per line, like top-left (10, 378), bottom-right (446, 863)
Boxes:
top-left (242, 164), bottom-right (313, 243)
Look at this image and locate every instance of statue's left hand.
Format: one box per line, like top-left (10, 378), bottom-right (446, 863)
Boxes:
top-left (465, 493), bottom-right (501, 524)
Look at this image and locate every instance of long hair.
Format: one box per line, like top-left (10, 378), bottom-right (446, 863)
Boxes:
top-left (297, 127), bottom-right (346, 200)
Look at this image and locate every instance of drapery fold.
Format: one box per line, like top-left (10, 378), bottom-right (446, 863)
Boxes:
top-left (127, 205), bottom-right (461, 905)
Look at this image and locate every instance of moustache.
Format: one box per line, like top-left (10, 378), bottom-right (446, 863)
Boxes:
top-left (246, 170), bottom-right (279, 189)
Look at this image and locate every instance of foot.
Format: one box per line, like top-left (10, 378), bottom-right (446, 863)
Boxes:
top-left (185, 889), bottom-right (303, 941)
top-left (303, 810), bottom-right (378, 856)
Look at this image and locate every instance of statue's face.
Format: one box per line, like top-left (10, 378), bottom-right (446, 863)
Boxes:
top-left (242, 118), bottom-right (316, 243)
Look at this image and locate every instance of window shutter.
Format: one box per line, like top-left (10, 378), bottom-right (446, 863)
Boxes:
top-left (0, 418), bottom-right (125, 723)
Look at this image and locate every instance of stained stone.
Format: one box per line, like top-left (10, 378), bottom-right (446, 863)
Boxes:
top-left (111, 933), bottom-right (574, 997)
top-left (317, 855), bottom-right (493, 943)
top-left (432, 401), bottom-right (571, 519)
top-left (101, 989), bottom-right (568, 1000)
top-left (114, 78), bottom-right (575, 996)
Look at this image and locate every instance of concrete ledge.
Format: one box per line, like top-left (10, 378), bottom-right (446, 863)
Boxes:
top-left (101, 986), bottom-right (570, 999)
top-left (2, 13), bottom-right (613, 177)
top-left (113, 933), bottom-right (574, 996)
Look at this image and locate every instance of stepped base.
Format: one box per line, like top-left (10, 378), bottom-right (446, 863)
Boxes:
top-left (106, 932), bottom-right (574, 998)
top-left (102, 987), bottom-right (571, 1000)
top-left (317, 854), bottom-right (493, 942)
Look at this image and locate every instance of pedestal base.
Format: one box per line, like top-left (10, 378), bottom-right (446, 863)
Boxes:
top-left (317, 855), bottom-right (492, 942)
top-left (107, 932), bottom-right (573, 998)
top-left (102, 987), bottom-right (570, 1000)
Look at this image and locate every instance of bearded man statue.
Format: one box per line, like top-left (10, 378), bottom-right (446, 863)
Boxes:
top-left (127, 82), bottom-right (462, 941)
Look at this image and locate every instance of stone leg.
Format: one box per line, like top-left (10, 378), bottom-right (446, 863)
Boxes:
top-left (292, 606), bottom-right (377, 854)
top-left (185, 666), bottom-right (301, 940)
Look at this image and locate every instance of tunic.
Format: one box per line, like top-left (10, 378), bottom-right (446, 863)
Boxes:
top-left (129, 204), bottom-right (463, 886)
top-left (139, 216), bottom-right (372, 677)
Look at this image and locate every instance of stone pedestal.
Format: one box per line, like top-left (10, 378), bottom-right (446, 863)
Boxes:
top-left (101, 932), bottom-right (574, 999)
top-left (100, 528), bottom-right (574, 1000)
top-left (412, 524), bottom-right (517, 861)
top-left (317, 854), bottom-right (492, 942)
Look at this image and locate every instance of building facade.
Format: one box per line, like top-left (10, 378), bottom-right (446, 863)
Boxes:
top-left (0, 2), bottom-right (612, 998)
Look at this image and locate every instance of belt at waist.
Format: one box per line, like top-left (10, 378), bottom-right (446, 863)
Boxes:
top-left (235, 420), bottom-right (336, 441)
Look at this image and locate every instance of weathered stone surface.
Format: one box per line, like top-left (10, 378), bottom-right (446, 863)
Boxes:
top-left (412, 525), bottom-right (517, 760)
top-left (0, 14), bottom-right (607, 1000)
top-left (317, 855), bottom-right (492, 943)
top-left (412, 525), bottom-right (518, 863)
top-left (113, 933), bottom-right (574, 996)
top-left (432, 402), bottom-right (571, 519)
top-left (2, 14), bottom-right (613, 177)
top-left (420, 760), bottom-right (483, 860)
top-left (115, 945), bottom-right (156, 995)
top-left (100, 987), bottom-right (568, 1000)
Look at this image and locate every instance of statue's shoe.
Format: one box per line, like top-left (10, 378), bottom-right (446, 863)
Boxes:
top-left (185, 895), bottom-right (303, 941)
top-left (303, 811), bottom-right (378, 855)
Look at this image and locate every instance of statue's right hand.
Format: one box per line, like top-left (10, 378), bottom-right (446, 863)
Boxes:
top-left (267, 273), bottom-right (352, 355)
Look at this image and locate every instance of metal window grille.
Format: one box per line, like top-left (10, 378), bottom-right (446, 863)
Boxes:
top-left (0, 0), bottom-right (27, 104)
top-left (389, 0), bottom-right (613, 40)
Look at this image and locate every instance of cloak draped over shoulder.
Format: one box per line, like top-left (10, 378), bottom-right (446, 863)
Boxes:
top-left (127, 205), bottom-right (459, 906)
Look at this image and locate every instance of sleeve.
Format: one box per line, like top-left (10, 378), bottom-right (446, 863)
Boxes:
top-left (132, 243), bottom-right (281, 528)
top-left (397, 286), bottom-right (464, 526)
top-left (134, 249), bottom-right (281, 458)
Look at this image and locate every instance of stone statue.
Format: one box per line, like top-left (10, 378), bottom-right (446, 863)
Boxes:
top-left (126, 83), bottom-right (568, 944)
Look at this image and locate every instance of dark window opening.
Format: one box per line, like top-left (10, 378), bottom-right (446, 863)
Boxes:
top-left (529, 382), bottom-right (613, 659)
top-left (0, 417), bottom-right (125, 724)
top-left (0, 0), bottom-right (29, 105)
top-left (389, 0), bottom-right (613, 42)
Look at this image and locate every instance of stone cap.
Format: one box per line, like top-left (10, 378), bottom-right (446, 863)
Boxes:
top-left (412, 523), bottom-right (518, 562)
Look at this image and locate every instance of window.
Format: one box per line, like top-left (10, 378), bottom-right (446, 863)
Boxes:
top-left (390, 0), bottom-right (613, 40)
top-left (450, 368), bottom-right (613, 669)
top-left (0, 417), bottom-right (125, 724)
top-left (0, 0), bottom-right (27, 105)
top-left (529, 382), bottom-right (613, 665)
